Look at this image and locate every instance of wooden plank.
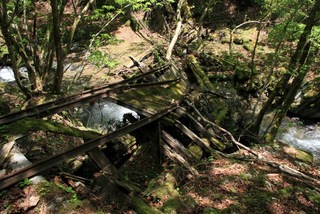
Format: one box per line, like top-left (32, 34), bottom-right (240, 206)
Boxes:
top-left (87, 148), bottom-right (119, 177)
top-left (173, 120), bottom-right (213, 153)
top-left (162, 144), bottom-right (198, 176)
top-left (0, 64), bottom-right (170, 125)
top-left (161, 130), bottom-right (195, 161)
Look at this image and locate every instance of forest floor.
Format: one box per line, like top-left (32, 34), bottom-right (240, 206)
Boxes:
top-left (1, 12), bottom-right (320, 214)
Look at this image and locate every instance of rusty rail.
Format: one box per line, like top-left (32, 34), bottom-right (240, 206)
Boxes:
top-left (0, 64), bottom-right (170, 125)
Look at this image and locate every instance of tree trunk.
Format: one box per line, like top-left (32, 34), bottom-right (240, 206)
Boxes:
top-left (266, 43), bottom-right (311, 142)
top-left (51, 0), bottom-right (64, 93)
top-left (0, 1), bottom-right (32, 99)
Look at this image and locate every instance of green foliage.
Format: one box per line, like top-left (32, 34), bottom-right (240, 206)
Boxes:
top-left (0, 45), bottom-right (8, 58)
top-left (262, 0), bottom-right (311, 19)
top-left (38, 182), bottom-right (53, 196)
top-left (18, 178), bottom-right (32, 188)
top-left (56, 183), bottom-right (79, 203)
top-left (310, 26), bottom-right (320, 49)
top-left (88, 33), bottom-right (122, 68)
top-left (221, 52), bottom-right (251, 80)
top-left (87, 50), bottom-right (117, 68)
top-left (268, 22), bottom-right (305, 45)
top-left (88, 6), bottom-right (117, 20)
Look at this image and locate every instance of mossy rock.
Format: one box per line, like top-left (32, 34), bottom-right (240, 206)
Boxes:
top-left (295, 149), bottom-right (313, 163)
top-left (161, 195), bottom-right (198, 214)
top-left (143, 172), bottom-right (179, 200)
top-left (281, 143), bottom-right (314, 164)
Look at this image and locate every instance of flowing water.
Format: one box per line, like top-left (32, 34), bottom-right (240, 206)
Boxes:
top-left (262, 113), bottom-right (320, 162)
top-left (0, 67), bottom-right (15, 82)
top-left (79, 101), bottom-right (139, 132)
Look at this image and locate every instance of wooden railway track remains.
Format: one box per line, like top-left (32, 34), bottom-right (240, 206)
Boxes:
top-left (0, 61), bottom-right (186, 190)
top-left (0, 63), bottom-right (171, 125)
top-left (0, 105), bottom-right (178, 190)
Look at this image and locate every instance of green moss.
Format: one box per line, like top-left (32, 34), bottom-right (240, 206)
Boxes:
top-left (240, 190), bottom-right (273, 212)
top-left (188, 144), bottom-right (203, 160)
top-left (36, 181), bottom-right (90, 214)
top-left (277, 187), bottom-right (293, 198)
top-left (306, 189), bottom-right (320, 204)
top-left (144, 173), bottom-right (179, 200)
top-left (295, 149), bottom-right (313, 163)
top-left (202, 207), bottom-right (222, 214)
top-left (161, 195), bottom-right (197, 214)
top-left (0, 117), bottom-right (100, 141)
top-left (131, 197), bottom-right (162, 214)
top-left (239, 173), bottom-right (253, 180)
top-left (210, 137), bottom-right (226, 151)
top-left (116, 80), bottom-right (187, 114)
top-left (243, 42), bottom-right (254, 52)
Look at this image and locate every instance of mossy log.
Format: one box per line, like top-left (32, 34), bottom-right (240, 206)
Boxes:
top-left (187, 55), bottom-right (215, 91)
top-left (0, 117), bottom-right (100, 141)
top-left (131, 197), bottom-right (163, 214)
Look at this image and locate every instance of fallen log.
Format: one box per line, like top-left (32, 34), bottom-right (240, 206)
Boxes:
top-left (187, 55), bottom-right (215, 91)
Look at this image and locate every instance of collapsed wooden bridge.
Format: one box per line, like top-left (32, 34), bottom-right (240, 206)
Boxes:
top-left (0, 57), bottom-right (229, 209)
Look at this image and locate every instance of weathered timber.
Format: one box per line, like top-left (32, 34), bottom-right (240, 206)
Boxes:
top-left (0, 105), bottom-right (177, 190)
top-left (173, 119), bottom-right (214, 153)
top-left (129, 55), bottom-right (149, 74)
top-left (162, 143), bottom-right (198, 176)
top-left (87, 148), bottom-right (119, 177)
top-left (0, 135), bottom-right (23, 166)
top-left (187, 102), bottom-right (254, 154)
top-left (162, 130), bottom-right (196, 161)
top-left (175, 107), bottom-right (226, 151)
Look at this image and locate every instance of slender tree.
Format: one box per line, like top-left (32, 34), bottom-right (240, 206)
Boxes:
top-left (253, 0), bottom-right (320, 142)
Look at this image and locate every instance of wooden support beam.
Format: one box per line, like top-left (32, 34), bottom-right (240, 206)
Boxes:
top-left (87, 148), bottom-right (119, 177)
top-left (161, 130), bottom-right (196, 161)
top-left (162, 143), bottom-right (198, 176)
top-left (175, 107), bottom-right (226, 151)
top-left (173, 119), bottom-right (214, 153)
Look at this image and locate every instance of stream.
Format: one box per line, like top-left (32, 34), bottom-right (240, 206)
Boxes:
top-left (0, 67), bottom-right (15, 82)
top-left (79, 101), bottom-right (140, 132)
top-left (261, 113), bottom-right (320, 162)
